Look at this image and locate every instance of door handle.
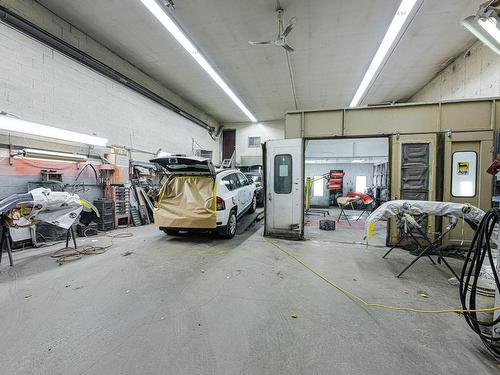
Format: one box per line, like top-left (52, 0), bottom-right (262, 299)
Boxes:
top-left (268, 193), bottom-right (272, 201)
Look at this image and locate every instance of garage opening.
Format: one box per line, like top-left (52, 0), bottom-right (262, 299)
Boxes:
top-left (304, 137), bottom-right (389, 245)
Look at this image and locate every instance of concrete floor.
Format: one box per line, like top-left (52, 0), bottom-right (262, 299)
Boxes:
top-left (0, 223), bottom-right (498, 374)
top-left (305, 207), bottom-right (387, 246)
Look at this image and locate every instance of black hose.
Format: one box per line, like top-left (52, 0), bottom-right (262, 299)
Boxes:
top-left (70, 163), bottom-right (100, 193)
top-left (459, 208), bottom-right (500, 357)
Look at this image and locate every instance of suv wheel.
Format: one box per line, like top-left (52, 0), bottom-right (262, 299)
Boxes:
top-left (247, 194), bottom-right (257, 214)
top-left (220, 210), bottom-right (237, 239)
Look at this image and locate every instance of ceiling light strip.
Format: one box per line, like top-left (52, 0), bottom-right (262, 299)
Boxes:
top-left (349, 0), bottom-right (419, 107)
top-left (0, 115), bottom-right (108, 146)
top-left (140, 0), bottom-right (257, 122)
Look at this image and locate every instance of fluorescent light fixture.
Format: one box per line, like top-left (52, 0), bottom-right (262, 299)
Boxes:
top-left (0, 115), bottom-right (108, 146)
top-left (140, 0), bottom-right (257, 122)
top-left (305, 159), bottom-right (330, 164)
top-left (351, 159), bottom-right (366, 163)
top-left (17, 148), bottom-right (88, 162)
top-left (463, 9), bottom-right (500, 56)
top-left (349, 0), bottom-right (419, 107)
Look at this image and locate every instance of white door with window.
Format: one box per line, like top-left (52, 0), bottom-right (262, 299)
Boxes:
top-left (265, 139), bottom-right (304, 239)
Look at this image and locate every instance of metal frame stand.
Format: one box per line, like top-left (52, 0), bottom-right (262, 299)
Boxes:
top-left (337, 204), bottom-right (351, 225)
top-left (383, 215), bottom-right (459, 279)
top-left (65, 226), bottom-right (77, 250)
top-left (0, 225), bottom-right (14, 266)
top-left (356, 206), bottom-right (372, 221)
top-left (395, 226), bottom-right (459, 279)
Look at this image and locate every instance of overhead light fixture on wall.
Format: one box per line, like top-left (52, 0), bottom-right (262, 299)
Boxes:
top-left (349, 0), bottom-right (420, 108)
top-left (463, 1), bottom-right (500, 56)
top-left (140, 0), bottom-right (257, 123)
top-left (0, 114), bottom-right (108, 146)
top-left (14, 148), bottom-right (88, 162)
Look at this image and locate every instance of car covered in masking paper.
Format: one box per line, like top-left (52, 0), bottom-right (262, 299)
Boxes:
top-left (151, 155), bottom-right (257, 239)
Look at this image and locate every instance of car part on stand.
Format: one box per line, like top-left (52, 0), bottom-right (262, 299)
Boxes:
top-left (365, 200), bottom-right (485, 239)
top-left (366, 200), bottom-right (485, 278)
top-left (0, 188), bottom-right (94, 265)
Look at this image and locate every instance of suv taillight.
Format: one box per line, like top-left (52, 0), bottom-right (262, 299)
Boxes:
top-left (216, 196), bottom-right (225, 211)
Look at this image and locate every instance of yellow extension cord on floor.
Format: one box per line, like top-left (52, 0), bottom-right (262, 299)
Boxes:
top-left (263, 238), bottom-right (500, 315)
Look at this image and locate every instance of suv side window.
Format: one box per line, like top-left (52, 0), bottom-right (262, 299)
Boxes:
top-left (222, 175), bottom-right (237, 191)
top-left (230, 173), bottom-right (242, 189)
top-left (236, 173), bottom-right (249, 187)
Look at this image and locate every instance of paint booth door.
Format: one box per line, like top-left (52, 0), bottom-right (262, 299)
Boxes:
top-left (264, 139), bottom-right (304, 239)
top-left (442, 131), bottom-right (493, 244)
top-left (389, 134), bottom-right (438, 245)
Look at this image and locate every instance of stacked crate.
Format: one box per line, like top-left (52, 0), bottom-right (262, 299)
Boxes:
top-left (94, 199), bottom-right (115, 231)
top-left (112, 186), bottom-right (130, 227)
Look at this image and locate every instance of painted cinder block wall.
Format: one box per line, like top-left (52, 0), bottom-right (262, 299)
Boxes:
top-left (0, 1), bottom-right (222, 196)
top-left (0, 0), bottom-right (219, 130)
top-left (0, 22), bottom-right (219, 161)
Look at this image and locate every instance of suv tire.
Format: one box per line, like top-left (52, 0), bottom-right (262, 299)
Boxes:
top-left (247, 194), bottom-right (257, 214)
top-left (220, 210), bottom-right (237, 239)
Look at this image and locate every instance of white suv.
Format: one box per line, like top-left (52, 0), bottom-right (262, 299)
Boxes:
top-left (151, 155), bottom-right (256, 239)
top-left (215, 169), bottom-right (257, 237)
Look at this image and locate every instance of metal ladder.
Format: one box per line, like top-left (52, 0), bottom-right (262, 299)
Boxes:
top-left (221, 150), bottom-right (235, 169)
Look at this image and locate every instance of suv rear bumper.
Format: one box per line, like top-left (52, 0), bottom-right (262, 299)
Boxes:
top-left (159, 226), bottom-right (226, 233)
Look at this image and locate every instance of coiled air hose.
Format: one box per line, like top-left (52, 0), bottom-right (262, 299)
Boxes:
top-left (459, 208), bottom-right (500, 358)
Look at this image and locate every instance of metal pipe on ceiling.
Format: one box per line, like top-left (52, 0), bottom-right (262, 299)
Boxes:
top-left (0, 5), bottom-right (216, 135)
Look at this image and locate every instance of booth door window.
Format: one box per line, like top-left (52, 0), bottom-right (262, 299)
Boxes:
top-left (400, 143), bottom-right (429, 200)
top-left (274, 154), bottom-right (292, 194)
top-left (451, 151), bottom-right (477, 198)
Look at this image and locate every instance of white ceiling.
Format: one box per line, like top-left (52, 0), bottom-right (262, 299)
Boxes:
top-left (305, 138), bottom-right (389, 162)
top-left (38, 0), bottom-right (482, 122)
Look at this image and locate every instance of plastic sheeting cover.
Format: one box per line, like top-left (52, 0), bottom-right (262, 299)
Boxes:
top-left (364, 200), bottom-right (485, 238)
top-left (28, 188), bottom-right (83, 229)
top-left (155, 176), bottom-right (216, 229)
top-left (1, 188), bottom-right (84, 229)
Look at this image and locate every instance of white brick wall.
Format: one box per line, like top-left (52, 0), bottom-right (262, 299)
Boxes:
top-left (411, 41), bottom-right (500, 102)
top-left (0, 23), bottom-right (219, 162)
top-left (0, 0), bottom-right (218, 129)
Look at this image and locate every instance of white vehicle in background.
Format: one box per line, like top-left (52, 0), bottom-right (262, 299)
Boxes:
top-left (151, 155), bottom-right (257, 239)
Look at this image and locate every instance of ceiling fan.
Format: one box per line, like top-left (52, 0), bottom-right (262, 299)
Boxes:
top-left (248, 7), bottom-right (297, 52)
